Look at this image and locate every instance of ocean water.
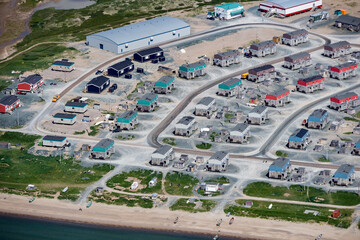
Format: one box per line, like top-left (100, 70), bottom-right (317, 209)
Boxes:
top-left (0, 215), bottom-right (242, 240)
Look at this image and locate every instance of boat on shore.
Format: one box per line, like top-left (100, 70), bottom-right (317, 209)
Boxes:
top-left (213, 234), bottom-right (219, 240)
top-left (86, 201), bottom-right (92, 208)
top-left (229, 217), bottom-right (234, 225)
top-left (29, 197), bottom-right (35, 203)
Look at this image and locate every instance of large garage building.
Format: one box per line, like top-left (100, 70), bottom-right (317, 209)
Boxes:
top-left (86, 17), bottom-right (190, 54)
top-left (259, 0), bottom-right (322, 17)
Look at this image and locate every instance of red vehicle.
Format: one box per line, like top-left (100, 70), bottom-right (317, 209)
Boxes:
top-left (17, 91), bottom-right (26, 95)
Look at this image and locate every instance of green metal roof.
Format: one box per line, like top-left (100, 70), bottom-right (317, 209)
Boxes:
top-left (154, 75), bottom-right (175, 88)
top-left (116, 111), bottom-right (137, 123)
top-left (179, 61), bottom-right (206, 73)
top-left (218, 78), bottom-right (241, 90)
top-left (137, 93), bottom-right (158, 106)
top-left (216, 2), bottom-right (243, 10)
top-left (92, 138), bottom-right (114, 153)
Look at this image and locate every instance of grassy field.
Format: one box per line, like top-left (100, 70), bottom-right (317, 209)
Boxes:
top-left (196, 142), bottom-right (212, 150)
top-left (225, 199), bottom-right (354, 228)
top-left (88, 125), bottom-right (100, 136)
top-left (162, 138), bottom-right (176, 146)
top-left (243, 182), bottom-right (360, 206)
top-left (107, 169), bottom-right (163, 194)
top-left (0, 79), bottom-right (13, 91)
top-left (0, 131), bottom-right (41, 149)
top-left (89, 190), bottom-right (154, 208)
top-left (205, 176), bottom-right (230, 184)
top-left (275, 150), bottom-right (288, 158)
top-left (165, 171), bottom-right (199, 196)
top-left (170, 198), bottom-right (217, 213)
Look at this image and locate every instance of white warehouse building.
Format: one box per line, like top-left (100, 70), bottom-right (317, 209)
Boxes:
top-left (86, 17), bottom-right (190, 54)
top-left (214, 2), bottom-right (245, 20)
top-left (259, 0), bottom-right (322, 17)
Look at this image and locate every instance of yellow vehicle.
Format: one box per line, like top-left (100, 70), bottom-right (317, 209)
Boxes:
top-left (241, 72), bottom-right (249, 79)
top-left (272, 36), bottom-right (280, 44)
top-left (52, 95), bottom-right (60, 102)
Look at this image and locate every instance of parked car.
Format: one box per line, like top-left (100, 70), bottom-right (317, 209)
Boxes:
top-left (17, 91), bottom-right (26, 95)
top-left (95, 69), bottom-right (103, 75)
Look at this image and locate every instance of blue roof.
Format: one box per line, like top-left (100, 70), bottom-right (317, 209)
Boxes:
top-left (307, 109), bottom-right (327, 123)
top-left (217, 2), bottom-right (243, 10)
top-left (289, 128), bottom-right (309, 143)
top-left (333, 164), bottom-right (355, 179)
top-left (87, 17), bottom-right (190, 46)
top-left (355, 141), bottom-right (360, 149)
top-left (269, 158), bottom-right (290, 172)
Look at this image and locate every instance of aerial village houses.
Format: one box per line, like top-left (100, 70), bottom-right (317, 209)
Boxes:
top-left (283, 52), bottom-right (312, 70)
top-left (150, 145), bottom-right (175, 167)
top-left (288, 128), bottom-right (310, 150)
top-left (115, 110), bottom-right (138, 130)
top-left (228, 123), bottom-right (250, 143)
top-left (259, 0), bottom-right (322, 17)
top-left (332, 164), bottom-right (355, 186)
top-left (136, 93), bottom-right (158, 112)
top-left (51, 59), bottom-right (75, 72)
top-left (330, 62), bottom-right (358, 80)
top-left (296, 75), bottom-right (325, 94)
top-left (330, 92), bottom-right (359, 111)
top-left (107, 60), bottom-right (134, 77)
top-left (0, 95), bottom-right (21, 114)
top-left (86, 16), bottom-right (190, 54)
top-left (206, 151), bottom-right (229, 172)
top-left (133, 46), bottom-right (164, 62)
top-left (86, 76), bottom-right (110, 94)
top-left (307, 109), bottom-right (328, 129)
top-left (64, 101), bottom-right (88, 113)
top-left (174, 116), bottom-right (198, 136)
top-left (178, 61), bottom-right (206, 79)
top-left (335, 15), bottom-right (360, 32)
top-left (214, 2), bottom-right (244, 20)
top-left (17, 74), bottom-right (43, 93)
top-left (42, 135), bottom-right (67, 148)
top-left (217, 78), bottom-right (242, 97)
top-left (153, 75), bottom-right (175, 94)
top-left (249, 40), bottom-right (276, 57)
top-left (352, 141), bottom-right (360, 155)
top-left (90, 138), bottom-right (115, 159)
top-left (265, 88), bottom-right (291, 107)
top-left (213, 49), bottom-right (241, 67)
top-left (281, 29), bottom-right (308, 46)
top-left (248, 65), bottom-right (276, 83)
top-left (246, 105), bottom-right (269, 125)
top-left (195, 97), bottom-right (216, 117)
top-left (53, 113), bottom-right (76, 125)
top-left (323, 41), bottom-right (351, 58)
top-left (268, 158), bottom-right (291, 180)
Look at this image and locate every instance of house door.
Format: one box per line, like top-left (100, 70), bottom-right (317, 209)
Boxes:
top-left (99, 44), bottom-right (103, 49)
top-left (178, 33), bottom-right (180, 37)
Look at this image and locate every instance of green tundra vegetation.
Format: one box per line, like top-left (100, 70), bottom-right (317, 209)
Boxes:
top-left (164, 171), bottom-right (199, 196)
top-left (243, 182), bottom-right (360, 206)
top-left (170, 198), bottom-right (217, 213)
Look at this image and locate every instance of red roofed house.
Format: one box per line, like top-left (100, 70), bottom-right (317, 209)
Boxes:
top-left (265, 88), bottom-right (290, 107)
top-left (330, 62), bottom-right (357, 80)
top-left (297, 75), bottom-right (325, 94)
top-left (17, 74), bottom-right (44, 92)
top-left (330, 92), bottom-right (359, 111)
top-left (0, 95), bottom-right (21, 114)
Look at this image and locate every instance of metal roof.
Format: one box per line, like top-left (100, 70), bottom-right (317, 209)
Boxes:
top-left (217, 2), bottom-right (243, 10)
top-left (157, 75), bottom-right (174, 84)
top-left (271, 88), bottom-right (289, 97)
top-left (333, 62), bottom-right (357, 69)
top-left (261, 0), bottom-right (319, 9)
top-left (250, 40), bottom-right (276, 50)
top-left (53, 60), bottom-right (74, 66)
top-left (94, 138), bottom-right (114, 149)
top-left (177, 116), bottom-right (195, 125)
top-left (88, 17), bottom-right (190, 46)
top-left (43, 135), bottom-right (66, 141)
top-left (210, 151), bottom-right (228, 161)
top-left (309, 109), bottom-right (327, 120)
top-left (221, 78), bottom-right (241, 87)
top-left (334, 164), bottom-right (355, 179)
top-left (249, 65), bottom-right (274, 74)
top-left (291, 128), bottom-right (309, 139)
top-left (54, 113), bottom-right (76, 119)
top-left (140, 93), bottom-right (158, 102)
top-left (335, 15), bottom-right (360, 26)
top-left (197, 97), bottom-right (215, 106)
top-left (271, 157), bottom-right (290, 168)
top-left (333, 92), bottom-right (358, 100)
top-left (22, 74), bottom-right (42, 84)
top-left (135, 47), bottom-right (163, 57)
top-left (181, 61), bottom-right (206, 69)
top-left (324, 41), bottom-right (350, 51)
top-left (118, 110), bottom-right (137, 120)
top-left (231, 123), bottom-right (249, 132)
top-left (87, 76), bottom-right (109, 87)
top-left (284, 52), bottom-right (310, 62)
top-left (300, 75), bottom-right (323, 83)
top-left (65, 101), bottom-right (88, 107)
top-left (0, 95), bottom-right (19, 106)
top-left (249, 105), bottom-right (267, 114)
top-left (153, 145), bottom-right (173, 155)
top-left (109, 60), bottom-right (134, 71)
top-left (282, 29), bottom-right (308, 39)
top-left (214, 49), bottom-right (240, 59)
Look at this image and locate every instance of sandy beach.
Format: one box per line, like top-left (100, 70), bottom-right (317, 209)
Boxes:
top-left (0, 193), bottom-right (359, 240)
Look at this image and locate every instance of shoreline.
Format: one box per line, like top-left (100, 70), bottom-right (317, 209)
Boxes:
top-left (0, 193), bottom-right (359, 240)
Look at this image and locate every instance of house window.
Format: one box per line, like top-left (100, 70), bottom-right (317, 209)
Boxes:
top-left (150, 37), bottom-right (153, 41)
top-left (125, 44), bottom-right (128, 48)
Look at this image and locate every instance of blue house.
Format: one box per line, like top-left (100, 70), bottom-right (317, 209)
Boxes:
top-left (352, 141), bottom-right (360, 155)
top-left (332, 164), bottom-right (355, 186)
top-left (268, 158), bottom-right (291, 179)
top-left (288, 128), bottom-right (310, 150)
top-left (307, 109), bottom-right (328, 129)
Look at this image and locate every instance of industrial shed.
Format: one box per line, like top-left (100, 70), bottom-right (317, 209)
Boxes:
top-left (107, 60), bottom-right (134, 77)
top-left (133, 47), bottom-right (164, 63)
top-left (53, 113), bottom-right (76, 125)
top-left (64, 101), bottom-right (88, 113)
top-left (86, 17), bottom-right (190, 54)
top-left (51, 59), bottom-right (75, 72)
top-left (214, 2), bottom-right (244, 20)
top-left (86, 76), bottom-right (110, 93)
top-left (42, 135), bottom-right (67, 148)
top-left (335, 15), bottom-right (360, 32)
top-left (0, 95), bottom-right (21, 114)
top-left (259, 0), bottom-right (322, 17)
top-left (17, 74), bottom-right (44, 92)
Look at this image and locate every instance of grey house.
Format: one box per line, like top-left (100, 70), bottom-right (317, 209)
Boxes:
top-left (206, 151), bottom-right (229, 172)
top-left (307, 109), bottom-right (328, 129)
top-left (153, 75), bottom-right (175, 94)
top-left (42, 135), bottom-right (67, 148)
top-left (335, 15), bottom-right (360, 32)
top-left (246, 105), bottom-right (269, 125)
top-left (136, 93), bottom-right (158, 112)
top-left (174, 116), bottom-right (198, 136)
top-left (265, 88), bottom-right (291, 107)
top-left (90, 138), bottom-right (115, 159)
top-left (53, 113), bottom-right (76, 125)
top-left (150, 145), bottom-right (175, 167)
top-left (281, 29), bottom-right (308, 46)
top-left (217, 78), bottom-right (242, 97)
top-left (178, 61), bottom-right (206, 79)
top-left (268, 158), bottom-right (291, 180)
top-left (283, 52), bottom-right (312, 70)
top-left (228, 123), bottom-right (250, 144)
top-left (331, 164), bottom-right (355, 186)
top-left (115, 110), bottom-right (138, 130)
top-left (323, 41), bottom-right (351, 58)
top-left (195, 97), bottom-right (216, 117)
top-left (213, 49), bottom-right (241, 67)
top-left (249, 40), bottom-right (276, 57)
top-left (248, 65), bottom-right (276, 83)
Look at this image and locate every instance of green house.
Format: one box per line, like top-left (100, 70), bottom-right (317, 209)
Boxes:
top-left (92, 138), bottom-right (114, 153)
top-left (155, 75), bottom-right (175, 88)
top-left (116, 110), bottom-right (138, 123)
top-left (218, 78), bottom-right (242, 90)
top-left (179, 61), bottom-right (206, 72)
top-left (137, 93), bottom-right (158, 106)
